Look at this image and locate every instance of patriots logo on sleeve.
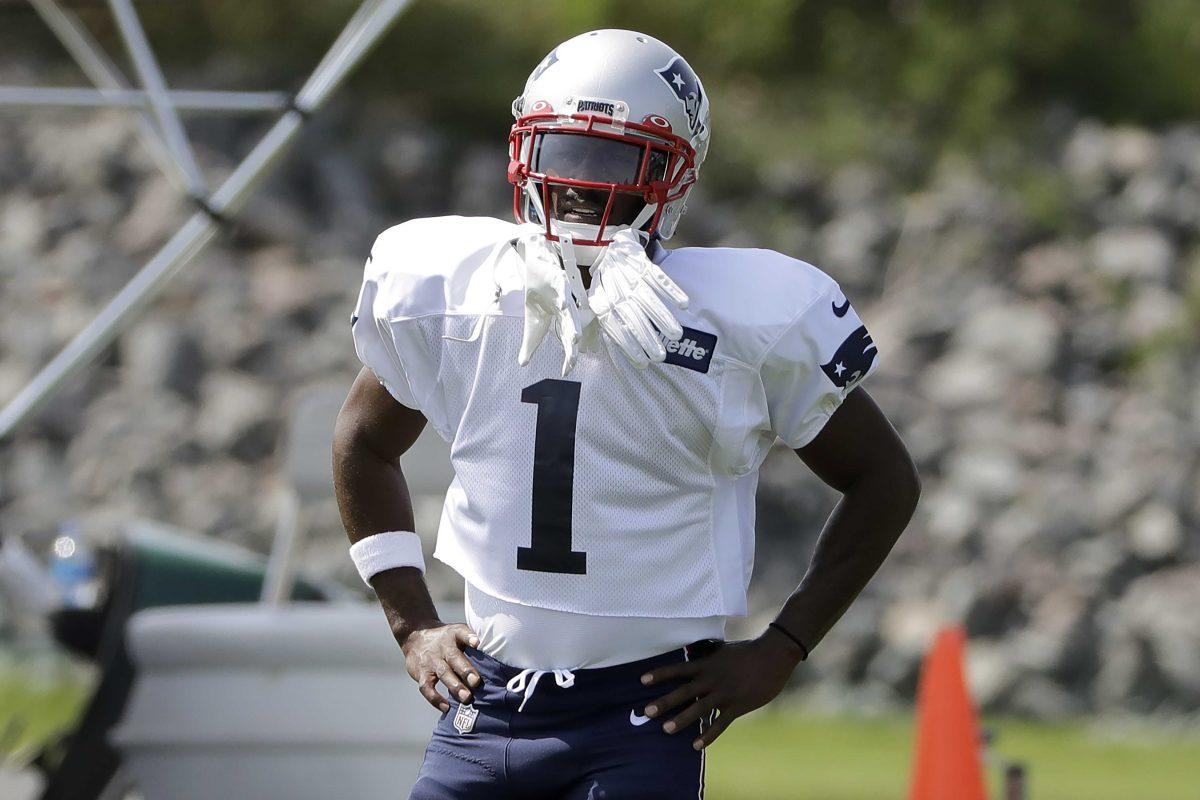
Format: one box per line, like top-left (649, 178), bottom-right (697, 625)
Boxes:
top-left (654, 57), bottom-right (706, 137)
top-left (821, 326), bottom-right (877, 389)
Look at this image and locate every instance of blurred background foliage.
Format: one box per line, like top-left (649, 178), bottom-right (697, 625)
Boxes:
top-left (7, 0), bottom-right (1200, 183)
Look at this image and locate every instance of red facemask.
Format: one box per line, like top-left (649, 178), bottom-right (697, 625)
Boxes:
top-left (508, 107), bottom-right (698, 247)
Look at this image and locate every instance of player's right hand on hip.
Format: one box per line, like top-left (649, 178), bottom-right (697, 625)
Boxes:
top-left (399, 622), bottom-right (482, 713)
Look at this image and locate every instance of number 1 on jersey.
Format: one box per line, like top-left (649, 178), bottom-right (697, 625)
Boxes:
top-left (518, 379), bottom-right (586, 574)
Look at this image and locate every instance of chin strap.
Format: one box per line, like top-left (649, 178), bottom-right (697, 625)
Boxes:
top-left (629, 199), bottom-right (658, 234)
top-left (522, 179), bottom-right (660, 253)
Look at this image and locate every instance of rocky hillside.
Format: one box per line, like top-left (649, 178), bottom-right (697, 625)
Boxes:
top-left (1, 109), bottom-right (1197, 716)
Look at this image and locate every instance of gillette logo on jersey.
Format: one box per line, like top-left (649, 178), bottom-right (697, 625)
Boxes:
top-left (661, 326), bottom-right (717, 373)
top-left (655, 57), bottom-right (707, 138)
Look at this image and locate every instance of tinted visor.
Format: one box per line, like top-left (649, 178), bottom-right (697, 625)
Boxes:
top-left (532, 133), bottom-right (669, 185)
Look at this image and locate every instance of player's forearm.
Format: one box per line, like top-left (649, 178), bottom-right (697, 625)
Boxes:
top-left (772, 459), bottom-right (919, 657)
top-left (333, 438), bottom-right (441, 642)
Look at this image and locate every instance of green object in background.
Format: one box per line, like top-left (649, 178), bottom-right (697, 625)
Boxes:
top-left (123, 520), bottom-right (326, 610)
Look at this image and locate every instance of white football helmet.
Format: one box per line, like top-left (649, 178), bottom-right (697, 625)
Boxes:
top-left (508, 29), bottom-right (711, 265)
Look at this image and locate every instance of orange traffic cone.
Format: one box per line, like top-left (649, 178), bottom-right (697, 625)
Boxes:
top-left (909, 626), bottom-right (988, 800)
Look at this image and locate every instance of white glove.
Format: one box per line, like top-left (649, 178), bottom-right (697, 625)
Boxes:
top-left (515, 226), bottom-right (591, 377)
top-left (588, 229), bottom-right (689, 368)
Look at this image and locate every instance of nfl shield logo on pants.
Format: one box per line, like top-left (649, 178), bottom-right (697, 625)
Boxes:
top-left (453, 702), bottom-right (479, 735)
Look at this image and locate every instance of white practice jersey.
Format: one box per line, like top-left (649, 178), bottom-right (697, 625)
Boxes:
top-left (352, 216), bottom-right (880, 619)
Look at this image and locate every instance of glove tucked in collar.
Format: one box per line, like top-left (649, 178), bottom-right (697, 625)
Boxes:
top-left (514, 225), bottom-right (593, 377)
top-left (587, 229), bottom-right (689, 369)
top-left (514, 226), bottom-right (688, 375)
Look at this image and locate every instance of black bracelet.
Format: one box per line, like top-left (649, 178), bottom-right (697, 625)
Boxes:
top-left (768, 622), bottom-right (810, 661)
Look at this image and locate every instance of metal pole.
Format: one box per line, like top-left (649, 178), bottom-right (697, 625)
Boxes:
top-left (0, 86), bottom-right (290, 113)
top-left (261, 486), bottom-right (301, 605)
top-left (27, 0), bottom-right (189, 191)
top-left (106, 0), bottom-right (208, 196)
top-left (0, 0), bottom-right (413, 442)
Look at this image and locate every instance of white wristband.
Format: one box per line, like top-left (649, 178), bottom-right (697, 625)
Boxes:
top-left (349, 531), bottom-right (426, 587)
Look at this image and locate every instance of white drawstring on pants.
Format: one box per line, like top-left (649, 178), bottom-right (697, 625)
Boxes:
top-left (505, 668), bottom-right (576, 712)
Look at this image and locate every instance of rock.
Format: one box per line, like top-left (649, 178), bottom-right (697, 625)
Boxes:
top-left (967, 640), bottom-right (1023, 710)
top-left (804, 599), bottom-right (882, 685)
top-left (817, 207), bottom-right (895, 284)
top-left (1062, 121), bottom-right (1110, 188)
top-left (865, 646), bottom-right (922, 700)
top-left (879, 599), bottom-right (943, 657)
top-left (943, 447), bottom-right (1023, 504)
top-left (922, 489), bottom-right (979, 547)
top-left (758, 157), bottom-right (820, 203)
top-left (8, 439), bottom-right (70, 506)
top-left (1163, 184), bottom-right (1200, 234)
top-left (981, 506), bottom-right (1042, 560)
top-left (248, 246), bottom-right (322, 318)
top-left (312, 150), bottom-right (378, 246)
top-left (1116, 173), bottom-right (1174, 224)
top-left (1013, 588), bottom-right (1099, 688)
top-left (920, 352), bottom-right (1008, 408)
top-left (1120, 287), bottom-right (1188, 341)
top-left (963, 578), bottom-right (1027, 638)
top-left (895, 413), bottom-right (951, 466)
top-left (1015, 240), bottom-right (1087, 296)
top-left (66, 388), bottom-right (193, 503)
top-left (1126, 503), bottom-right (1184, 561)
top-left (31, 369), bottom-right (111, 444)
top-left (114, 174), bottom-right (187, 254)
top-left (162, 461), bottom-right (277, 542)
top-left (1097, 567), bottom-right (1200, 711)
top-left (193, 373), bottom-right (278, 460)
top-left (1161, 125), bottom-right (1200, 181)
top-left (952, 301), bottom-right (1061, 374)
top-left (0, 192), bottom-right (45, 258)
top-left (1089, 226), bottom-right (1174, 284)
top-left (1105, 127), bottom-right (1160, 179)
top-left (24, 112), bottom-right (134, 189)
top-left (1006, 675), bottom-right (1084, 719)
top-left (121, 317), bottom-right (206, 401)
top-left (826, 164), bottom-right (890, 213)
top-left (237, 192), bottom-right (314, 247)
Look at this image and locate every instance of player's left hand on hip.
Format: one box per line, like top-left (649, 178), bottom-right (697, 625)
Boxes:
top-left (589, 228), bottom-right (688, 368)
top-left (516, 227), bottom-right (590, 377)
top-left (638, 633), bottom-right (802, 750)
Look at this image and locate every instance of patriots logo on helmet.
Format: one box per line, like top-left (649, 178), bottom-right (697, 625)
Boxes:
top-left (530, 48), bottom-right (559, 82)
top-left (655, 57), bottom-right (706, 137)
top-left (821, 326), bottom-right (877, 389)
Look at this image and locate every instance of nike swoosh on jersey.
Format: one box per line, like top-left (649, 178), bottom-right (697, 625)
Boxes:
top-left (832, 298), bottom-right (850, 317)
top-left (629, 709), bottom-right (651, 726)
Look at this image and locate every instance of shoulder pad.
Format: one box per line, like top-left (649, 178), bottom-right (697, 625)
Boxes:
top-left (366, 216), bottom-right (519, 319)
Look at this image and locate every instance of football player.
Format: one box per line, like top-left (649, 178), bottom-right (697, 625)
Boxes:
top-left (334, 29), bottom-right (919, 799)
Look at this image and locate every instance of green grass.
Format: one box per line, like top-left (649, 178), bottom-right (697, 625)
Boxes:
top-left (706, 708), bottom-right (1200, 800)
top-left (0, 654), bottom-right (90, 762)
top-left (3, 657), bottom-right (1199, 799)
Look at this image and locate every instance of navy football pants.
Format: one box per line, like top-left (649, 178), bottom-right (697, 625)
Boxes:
top-left (409, 644), bottom-right (719, 799)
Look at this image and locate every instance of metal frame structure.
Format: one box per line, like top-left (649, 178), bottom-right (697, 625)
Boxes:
top-left (0, 0), bottom-right (413, 441)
